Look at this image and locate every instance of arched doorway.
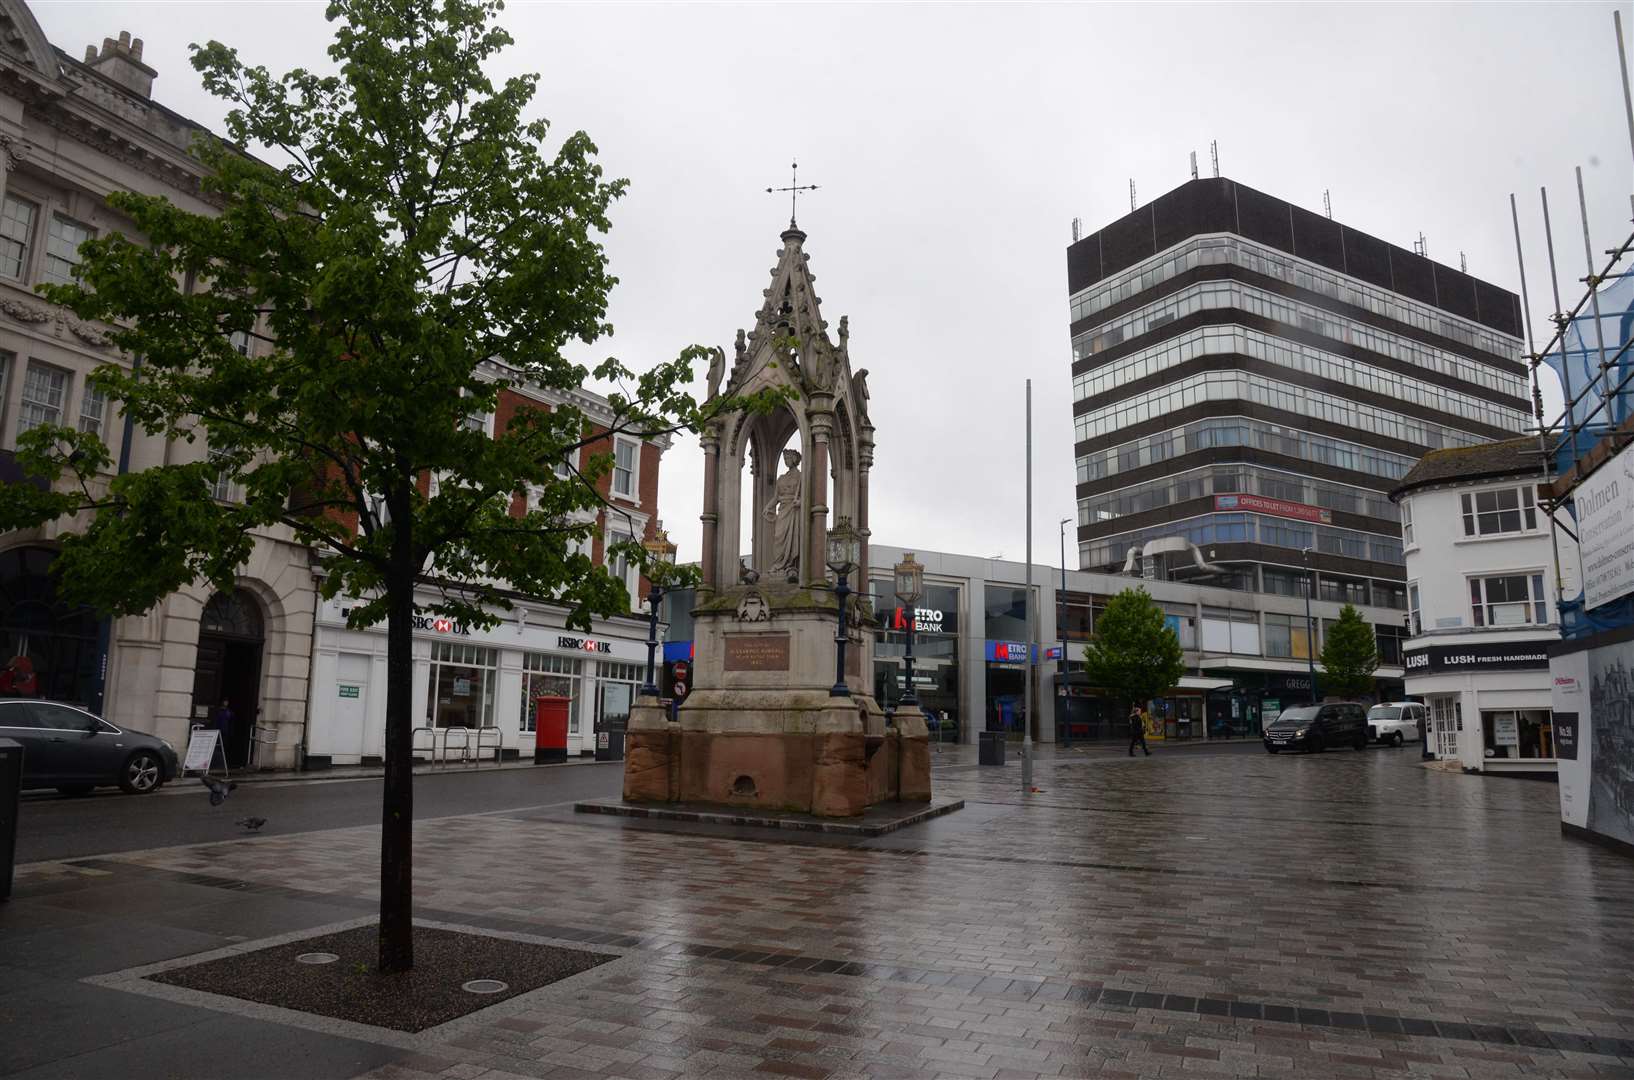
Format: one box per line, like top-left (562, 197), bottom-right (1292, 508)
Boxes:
top-left (191, 589), bottom-right (265, 767)
top-left (0, 546), bottom-right (99, 706)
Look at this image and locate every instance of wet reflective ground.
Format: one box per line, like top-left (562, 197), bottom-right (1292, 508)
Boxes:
top-left (28, 743), bottom-right (1634, 1078)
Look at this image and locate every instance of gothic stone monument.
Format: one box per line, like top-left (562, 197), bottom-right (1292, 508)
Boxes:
top-left (622, 225), bottom-right (931, 816)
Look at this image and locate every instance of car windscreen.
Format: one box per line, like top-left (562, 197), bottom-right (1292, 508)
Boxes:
top-left (1368, 707), bottom-right (1402, 720)
top-left (1275, 707), bottom-right (1320, 723)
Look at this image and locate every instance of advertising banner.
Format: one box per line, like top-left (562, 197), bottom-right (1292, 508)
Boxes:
top-left (1213, 493), bottom-right (1333, 525)
top-left (1574, 439), bottom-right (1634, 611)
top-left (1554, 634), bottom-right (1634, 847)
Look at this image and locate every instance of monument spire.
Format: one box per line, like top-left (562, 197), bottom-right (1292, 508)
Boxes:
top-left (765, 159), bottom-right (818, 229)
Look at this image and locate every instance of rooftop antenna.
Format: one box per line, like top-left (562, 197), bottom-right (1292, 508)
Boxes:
top-left (1210, 140), bottom-right (1219, 178)
top-left (1460, 251), bottom-right (1468, 273)
top-left (1412, 232), bottom-right (1428, 257)
top-left (1129, 178), bottom-right (1136, 212)
top-left (1323, 189), bottom-right (1332, 219)
top-left (1070, 217), bottom-right (1082, 242)
top-left (1189, 151), bottom-right (1199, 180)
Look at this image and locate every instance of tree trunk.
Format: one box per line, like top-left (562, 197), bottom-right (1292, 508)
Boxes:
top-left (378, 552), bottom-right (416, 973)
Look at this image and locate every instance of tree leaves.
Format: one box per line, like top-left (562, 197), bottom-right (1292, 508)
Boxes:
top-left (1080, 587), bottom-right (1186, 710)
top-left (1318, 604), bottom-right (1381, 700)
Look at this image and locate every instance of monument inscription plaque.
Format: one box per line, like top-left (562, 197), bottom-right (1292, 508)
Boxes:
top-left (724, 633), bottom-right (791, 672)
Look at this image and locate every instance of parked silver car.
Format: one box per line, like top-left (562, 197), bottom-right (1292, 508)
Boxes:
top-left (0, 699), bottom-right (178, 795)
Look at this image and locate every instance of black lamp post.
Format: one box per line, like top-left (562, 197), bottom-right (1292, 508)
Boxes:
top-left (826, 520), bottom-right (861, 698)
top-left (1302, 546), bottom-right (1319, 705)
top-left (894, 552), bottom-right (925, 712)
top-left (639, 528), bottom-right (677, 699)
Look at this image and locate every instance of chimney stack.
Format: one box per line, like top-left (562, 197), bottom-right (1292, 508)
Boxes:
top-left (84, 29), bottom-right (155, 99)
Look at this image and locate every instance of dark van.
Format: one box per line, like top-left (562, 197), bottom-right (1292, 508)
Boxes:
top-left (1263, 702), bottom-right (1368, 754)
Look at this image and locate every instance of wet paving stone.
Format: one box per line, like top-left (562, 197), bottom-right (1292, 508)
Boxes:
top-left (79, 744), bottom-right (1634, 1078)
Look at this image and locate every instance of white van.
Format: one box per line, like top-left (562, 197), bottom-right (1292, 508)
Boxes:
top-left (1366, 702), bottom-right (1425, 746)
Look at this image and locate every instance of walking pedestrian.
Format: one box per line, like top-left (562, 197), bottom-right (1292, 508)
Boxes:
top-left (1128, 703), bottom-right (1151, 757)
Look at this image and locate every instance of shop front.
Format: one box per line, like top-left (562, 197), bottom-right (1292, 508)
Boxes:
top-left (871, 580), bottom-right (962, 742)
top-left (306, 592), bottom-right (652, 766)
top-left (1403, 639), bottom-right (1555, 774)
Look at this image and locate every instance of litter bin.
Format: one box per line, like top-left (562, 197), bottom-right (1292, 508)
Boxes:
top-left (594, 712), bottom-right (626, 762)
top-left (978, 730), bottom-right (1007, 766)
top-left (533, 695), bottom-right (570, 764)
top-left (0, 738), bottom-right (20, 901)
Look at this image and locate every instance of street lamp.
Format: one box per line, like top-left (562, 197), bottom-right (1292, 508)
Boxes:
top-left (894, 552), bottom-right (925, 714)
top-left (639, 527), bottom-right (677, 699)
top-left (826, 519), bottom-right (861, 698)
top-left (1058, 518), bottom-right (1072, 749)
top-left (1301, 546), bottom-right (1319, 705)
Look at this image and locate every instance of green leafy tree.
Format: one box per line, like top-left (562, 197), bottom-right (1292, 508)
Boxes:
top-left (0, 0), bottom-right (776, 972)
top-left (1080, 587), bottom-right (1185, 712)
top-left (1319, 604), bottom-right (1380, 699)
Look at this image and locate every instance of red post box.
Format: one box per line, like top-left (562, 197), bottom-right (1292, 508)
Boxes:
top-left (533, 695), bottom-right (571, 764)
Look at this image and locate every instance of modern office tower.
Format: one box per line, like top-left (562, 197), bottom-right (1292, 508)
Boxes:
top-left (1067, 177), bottom-right (1529, 612)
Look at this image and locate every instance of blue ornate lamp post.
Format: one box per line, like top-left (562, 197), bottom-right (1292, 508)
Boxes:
top-left (639, 528), bottom-right (677, 699)
top-left (826, 520), bottom-right (861, 698)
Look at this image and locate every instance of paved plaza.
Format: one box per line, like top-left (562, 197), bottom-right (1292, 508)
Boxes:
top-left (5, 744), bottom-right (1633, 1079)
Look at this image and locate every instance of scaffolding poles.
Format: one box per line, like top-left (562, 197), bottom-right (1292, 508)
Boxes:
top-left (1511, 193), bottom-right (1569, 604)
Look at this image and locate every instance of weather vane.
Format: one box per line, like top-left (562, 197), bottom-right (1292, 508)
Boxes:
top-left (766, 160), bottom-right (818, 228)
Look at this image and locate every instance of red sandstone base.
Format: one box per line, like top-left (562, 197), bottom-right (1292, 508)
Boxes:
top-left (624, 723), bottom-right (931, 818)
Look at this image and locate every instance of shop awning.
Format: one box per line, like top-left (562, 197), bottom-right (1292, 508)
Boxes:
top-left (1177, 676), bottom-right (1234, 691)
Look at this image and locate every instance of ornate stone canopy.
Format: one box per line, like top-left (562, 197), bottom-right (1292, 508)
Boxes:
top-left (699, 226), bottom-right (874, 590)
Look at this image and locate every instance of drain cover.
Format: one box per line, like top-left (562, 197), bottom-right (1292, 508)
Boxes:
top-left (461, 979), bottom-right (509, 995)
top-left (296, 952), bottom-right (340, 965)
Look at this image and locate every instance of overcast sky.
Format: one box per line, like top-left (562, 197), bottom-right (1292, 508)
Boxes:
top-left (36, 1), bottom-right (1634, 571)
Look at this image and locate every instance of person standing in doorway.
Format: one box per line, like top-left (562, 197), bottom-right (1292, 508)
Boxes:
top-left (1128, 703), bottom-right (1151, 757)
top-left (211, 697), bottom-right (235, 763)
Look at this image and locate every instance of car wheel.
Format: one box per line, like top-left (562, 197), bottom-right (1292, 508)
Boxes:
top-left (120, 751), bottom-right (164, 794)
top-left (1390, 731), bottom-right (1404, 747)
top-left (56, 784), bottom-right (94, 797)
top-left (1265, 745), bottom-right (1279, 754)
top-left (1308, 734), bottom-right (1324, 754)
top-left (1354, 733), bottom-right (1368, 750)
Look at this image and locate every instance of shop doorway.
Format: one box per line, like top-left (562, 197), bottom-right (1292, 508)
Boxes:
top-left (191, 589), bottom-right (265, 768)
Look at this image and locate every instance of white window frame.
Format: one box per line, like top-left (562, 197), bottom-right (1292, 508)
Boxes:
top-left (43, 213), bottom-right (94, 287)
top-left (77, 380), bottom-right (106, 437)
top-left (0, 351), bottom-right (11, 443)
top-left (1467, 570), bottom-right (1547, 628)
top-left (554, 443), bottom-right (578, 480)
top-left (208, 446), bottom-right (238, 503)
top-left (1459, 485), bottom-right (1538, 539)
top-left (611, 437), bottom-right (638, 500)
top-left (1407, 581), bottom-right (1421, 636)
top-left (229, 329), bottom-right (251, 356)
top-left (0, 193), bottom-right (38, 281)
top-left (604, 526), bottom-right (638, 605)
top-left (18, 360), bottom-right (69, 434)
top-left (1400, 497), bottom-right (1414, 549)
top-left (459, 386), bottom-right (493, 436)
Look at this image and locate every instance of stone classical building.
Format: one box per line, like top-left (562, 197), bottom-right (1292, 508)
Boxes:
top-left (0, 1), bottom-right (314, 768)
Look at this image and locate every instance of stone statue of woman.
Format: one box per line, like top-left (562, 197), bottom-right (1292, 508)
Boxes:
top-left (765, 448), bottom-right (803, 582)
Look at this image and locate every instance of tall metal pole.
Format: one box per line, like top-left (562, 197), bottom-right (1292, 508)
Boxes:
top-left (1302, 547), bottom-right (1318, 705)
top-left (1617, 11), bottom-right (1634, 217)
top-left (1022, 379), bottom-right (1034, 793)
top-left (1541, 188), bottom-right (1578, 446)
top-left (1511, 193), bottom-right (1569, 608)
top-left (1576, 167), bottom-right (1616, 416)
top-left (1059, 518), bottom-right (1071, 749)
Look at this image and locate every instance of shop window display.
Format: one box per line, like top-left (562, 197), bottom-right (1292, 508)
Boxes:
top-left (520, 652), bottom-right (580, 733)
top-left (427, 641), bottom-right (496, 728)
